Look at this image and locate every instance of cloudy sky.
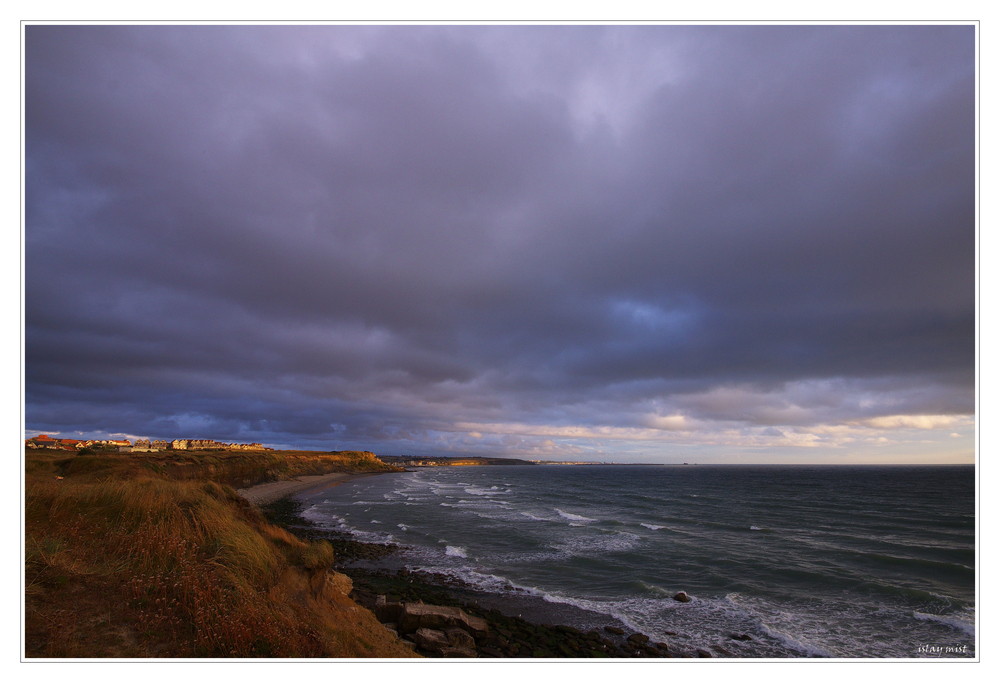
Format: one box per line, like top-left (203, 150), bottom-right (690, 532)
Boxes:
top-left (24, 24), bottom-right (975, 463)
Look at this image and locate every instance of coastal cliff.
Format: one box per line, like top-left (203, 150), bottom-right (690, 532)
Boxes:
top-left (26, 448), bottom-right (694, 658)
top-left (24, 448), bottom-right (415, 657)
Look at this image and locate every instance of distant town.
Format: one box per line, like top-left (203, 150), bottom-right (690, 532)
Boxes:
top-left (24, 434), bottom-right (270, 453)
top-left (23, 436), bottom-right (694, 466)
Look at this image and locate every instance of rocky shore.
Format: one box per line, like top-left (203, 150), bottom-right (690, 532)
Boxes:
top-left (260, 495), bottom-right (731, 659)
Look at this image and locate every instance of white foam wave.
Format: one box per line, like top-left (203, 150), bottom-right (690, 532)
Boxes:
top-left (638, 581), bottom-right (672, 595)
top-left (464, 486), bottom-right (503, 496)
top-left (397, 524), bottom-right (408, 531)
top-left (553, 531), bottom-right (642, 555)
top-left (914, 612), bottom-right (976, 636)
top-left (407, 565), bottom-right (515, 594)
top-left (755, 622), bottom-right (834, 658)
top-left (640, 523), bottom-right (665, 530)
top-left (520, 512), bottom-right (547, 521)
top-left (555, 508), bottom-right (597, 522)
top-left (750, 526), bottom-right (762, 531)
top-left (484, 584), bottom-right (657, 640)
top-left (445, 546), bottom-right (468, 558)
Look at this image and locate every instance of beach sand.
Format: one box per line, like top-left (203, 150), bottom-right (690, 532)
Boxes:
top-left (236, 470), bottom-right (383, 506)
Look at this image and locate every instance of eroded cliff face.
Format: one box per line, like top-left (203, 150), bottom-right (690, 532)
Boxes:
top-left (267, 567), bottom-right (420, 658)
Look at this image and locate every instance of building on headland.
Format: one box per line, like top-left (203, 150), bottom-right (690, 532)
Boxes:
top-left (167, 438), bottom-right (266, 451)
top-left (26, 435), bottom-right (132, 451)
top-left (26, 434), bottom-right (267, 452)
top-left (26, 435), bottom-right (71, 450)
top-left (187, 439), bottom-right (225, 450)
top-left (119, 439), bottom-right (160, 453)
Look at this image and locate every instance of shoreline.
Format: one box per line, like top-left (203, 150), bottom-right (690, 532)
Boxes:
top-left (258, 474), bottom-right (712, 658)
top-left (236, 470), bottom-right (387, 506)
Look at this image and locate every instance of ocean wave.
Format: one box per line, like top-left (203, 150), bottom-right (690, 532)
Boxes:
top-left (464, 486), bottom-right (504, 496)
top-left (819, 547), bottom-right (978, 576)
top-left (555, 508), bottom-right (597, 523)
top-left (294, 459), bottom-right (973, 658)
top-left (637, 580), bottom-right (673, 595)
top-left (755, 622), bottom-right (835, 658)
top-left (913, 611), bottom-right (976, 636)
top-left (722, 593), bottom-right (834, 657)
top-left (406, 564), bottom-right (516, 594)
top-left (445, 546), bottom-right (469, 558)
top-left (553, 531), bottom-right (642, 555)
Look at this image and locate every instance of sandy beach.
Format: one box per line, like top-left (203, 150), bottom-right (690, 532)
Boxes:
top-left (236, 470), bottom-right (383, 506)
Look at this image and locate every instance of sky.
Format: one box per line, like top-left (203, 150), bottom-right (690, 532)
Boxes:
top-left (23, 24), bottom-right (976, 463)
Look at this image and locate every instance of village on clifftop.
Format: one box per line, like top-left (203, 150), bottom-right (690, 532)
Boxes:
top-left (25, 434), bottom-right (270, 453)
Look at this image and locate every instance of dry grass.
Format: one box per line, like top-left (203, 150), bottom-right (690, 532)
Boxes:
top-left (24, 450), bottom-right (416, 658)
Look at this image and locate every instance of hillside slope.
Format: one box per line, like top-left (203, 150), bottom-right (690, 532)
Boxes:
top-left (24, 449), bottom-right (416, 658)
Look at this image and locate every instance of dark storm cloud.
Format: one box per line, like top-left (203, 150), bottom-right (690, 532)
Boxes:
top-left (25, 25), bottom-right (975, 457)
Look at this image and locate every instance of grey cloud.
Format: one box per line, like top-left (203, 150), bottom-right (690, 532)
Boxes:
top-left (25, 25), bottom-right (974, 458)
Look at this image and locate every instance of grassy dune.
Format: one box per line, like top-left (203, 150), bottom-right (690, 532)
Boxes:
top-left (24, 449), bottom-right (416, 658)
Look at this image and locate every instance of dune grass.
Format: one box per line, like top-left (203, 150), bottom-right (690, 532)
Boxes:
top-left (24, 449), bottom-right (413, 658)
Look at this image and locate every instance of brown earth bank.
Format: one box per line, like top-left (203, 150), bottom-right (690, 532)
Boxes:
top-left (262, 494), bottom-right (728, 658)
top-left (24, 448), bottom-right (417, 658)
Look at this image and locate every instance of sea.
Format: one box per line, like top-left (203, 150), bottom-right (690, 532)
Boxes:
top-left (296, 464), bottom-right (975, 658)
